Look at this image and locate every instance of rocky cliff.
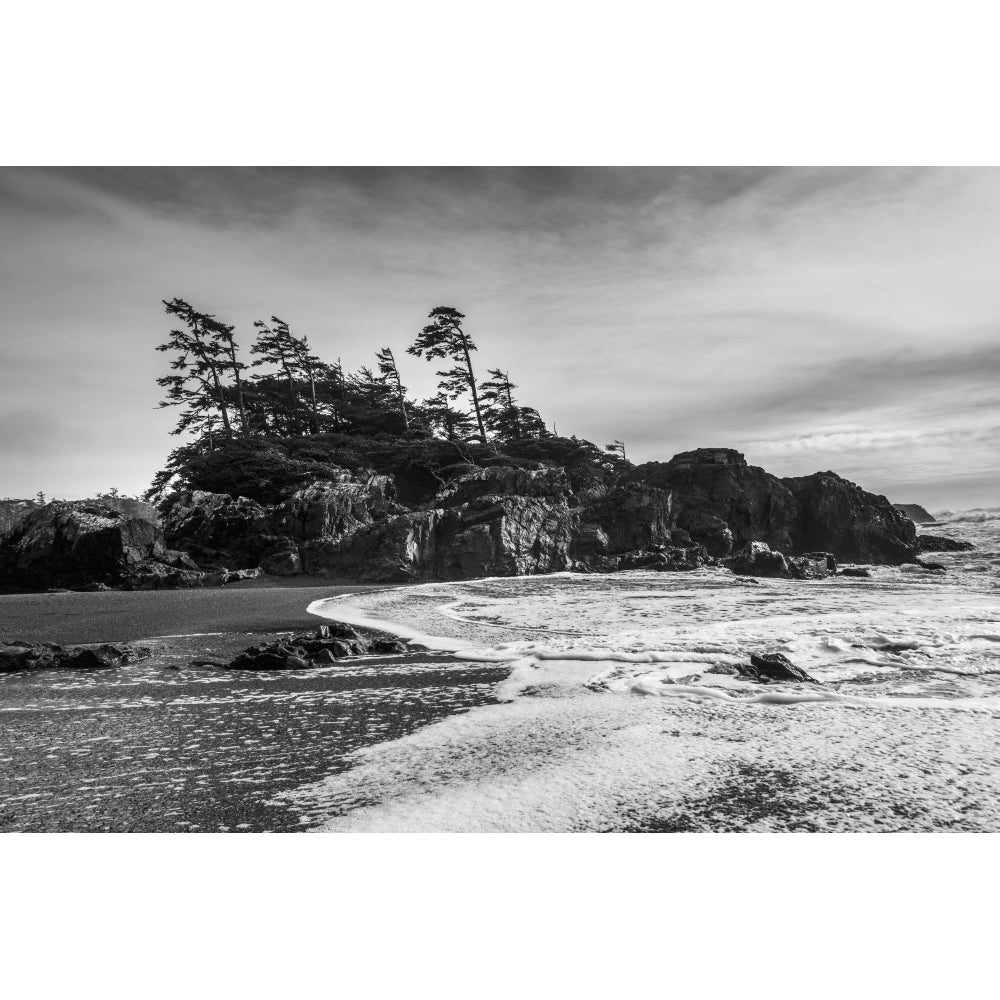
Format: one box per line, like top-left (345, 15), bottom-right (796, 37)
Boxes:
top-left (0, 447), bottom-right (921, 591)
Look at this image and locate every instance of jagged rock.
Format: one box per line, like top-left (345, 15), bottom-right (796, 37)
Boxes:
top-left (725, 541), bottom-right (791, 578)
top-left (258, 543), bottom-right (302, 576)
top-left (788, 551), bottom-right (837, 579)
top-left (0, 640), bottom-right (151, 673)
top-left (916, 558), bottom-right (947, 571)
top-left (574, 482), bottom-right (673, 557)
top-left (223, 627), bottom-right (405, 670)
top-left (437, 496), bottom-right (574, 579)
top-left (917, 534), bottom-right (975, 553)
top-left (839, 567), bottom-right (872, 578)
top-left (303, 509), bottom-right (442, 582)
top-left (737, 652), bottom-right (818, 683)
top-left (161, 490), bottom-right (271, 568)
top-left (631, 449), bottom-right (795, 555)
top-left (273, 476), bottom-right (401, 542)
top-left (782, 472), bottom-right (917, 564)
top-left (0, 501), bottom-right (183, 591)
top-left (121, 563), bottom-right (206, 590)
top-left (436, 465), bottom-right (569, 507)
top-left (894, 504), bottom-right (936, 524)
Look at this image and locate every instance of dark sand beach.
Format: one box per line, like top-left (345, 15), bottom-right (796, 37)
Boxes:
top-left (0, 580), bottom-right (506, 832)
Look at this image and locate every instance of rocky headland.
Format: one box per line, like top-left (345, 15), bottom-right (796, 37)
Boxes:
top-left (0, 445), bottom-right (920, 593)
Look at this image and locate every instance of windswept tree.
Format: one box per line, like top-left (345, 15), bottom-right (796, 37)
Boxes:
top-left (252, 317), bottom-right (302, 433)
top-left (157, 298), bottom-right (246, 440)
top-left (418, 392), bottom-right (476, 442)
top-left (375, 347), bottom-right (409, 428)
top-left (479, 368), bottom-right (549, 442)
top-left (407, 307), bottom-right (487, 442)
top-left (605, 439), bottom-right (627, 462)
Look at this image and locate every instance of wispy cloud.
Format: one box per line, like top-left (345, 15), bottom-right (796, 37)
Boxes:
top-left (1, 166), bottom-right (998, 507)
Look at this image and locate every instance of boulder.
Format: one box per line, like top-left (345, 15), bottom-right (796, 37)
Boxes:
top-left (788, 551), bottom-right (837, 579)
top-left (0, 501), bottom-right (176, 591)
top-left (223, 626), bottom-right (406, 670)
top-left (838, 567), bottom-right (872, 578)
top-left (725, 541), bottom-right (791, 578)
top-left (782, 472), bottom-right (918, 564)
top-left (0, 640), bottom-right (151, 673)
top-left (736, 652), bottom-right (818, 684)
top-left (917, 534), bottom-right (975, 553)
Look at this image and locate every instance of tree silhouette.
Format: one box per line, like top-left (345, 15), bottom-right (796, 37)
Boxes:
top-left (407, 307), bottom-right (487, 442)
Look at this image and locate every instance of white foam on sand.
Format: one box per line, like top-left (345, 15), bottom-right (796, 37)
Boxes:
top-left (293, 518), bottom-right (1000, 831)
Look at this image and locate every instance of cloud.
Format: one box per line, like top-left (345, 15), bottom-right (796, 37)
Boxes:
top-left (1, 166), bottom-right (998, 508)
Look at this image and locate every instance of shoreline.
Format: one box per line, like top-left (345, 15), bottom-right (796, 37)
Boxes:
top-left (0, 576), bottom-right (393, 647)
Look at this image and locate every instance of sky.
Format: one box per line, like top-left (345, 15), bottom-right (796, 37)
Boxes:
top-left (0, 165), bottom-right (997, 510)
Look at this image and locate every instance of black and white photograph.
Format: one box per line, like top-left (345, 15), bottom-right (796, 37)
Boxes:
top-left (3, 3), bottom-right (999, 995)
top-left (4, 164), bottom-right (997, 834)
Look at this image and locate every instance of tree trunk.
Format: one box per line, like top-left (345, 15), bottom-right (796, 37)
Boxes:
top-left (459, 335), bottom-right (487, 442)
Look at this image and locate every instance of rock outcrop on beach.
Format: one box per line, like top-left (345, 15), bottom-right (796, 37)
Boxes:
top-left (782, 472), bottom-right (918, 564)
top-left (0, 640), bottom-right (151, 673)
top-left (917, 534), bottom-right (975, 553)
top-left (141, 447), bottom-right (920, 585)
top-left (0, 501), bottom-right (203, 591)
top-left (222, 624), bottom-right (407, 670)
top-left (628, 449), bottom-right (917, 566)
top-left (629, 449), bottom-right (794, 556)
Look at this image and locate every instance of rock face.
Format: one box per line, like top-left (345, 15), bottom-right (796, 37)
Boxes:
top-left (782, 472), bottom-right (918, 564)
top-left (0, 502), bottom-right (196, 591)
top-left (632, 449), bottom-right (795, 556)
top-left (162, 490), bottom-right (271, 568)
top-left (894, 503), bottom-right (936, 524)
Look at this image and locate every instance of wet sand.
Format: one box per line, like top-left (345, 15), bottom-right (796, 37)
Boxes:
top-left (0, 578), bottom-right (387, 646)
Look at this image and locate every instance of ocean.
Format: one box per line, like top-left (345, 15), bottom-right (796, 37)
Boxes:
top-left (2, 509), bottom-right (998, 832)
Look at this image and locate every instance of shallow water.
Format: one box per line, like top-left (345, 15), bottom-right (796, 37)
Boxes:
top-left (0, 636), bottom-right (507, 831)
top-left (3, 510), bottom-right (998, 832)
top-left (288, 509), bottom-right (1000, 832)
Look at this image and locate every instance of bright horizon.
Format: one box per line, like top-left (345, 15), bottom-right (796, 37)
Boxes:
top-left (1, 166), bottom-right (998, 510)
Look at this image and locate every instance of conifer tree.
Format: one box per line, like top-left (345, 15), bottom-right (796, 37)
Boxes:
top-left (407, 307), bottom-right (487, 442)
top-left (158, 298), bottom-right (241, 439)
top-left (375, 347), bottom-right (409, 428)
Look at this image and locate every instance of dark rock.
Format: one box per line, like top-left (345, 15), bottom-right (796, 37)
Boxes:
top-left (838, 567), bottom-right (872, 578)
top-left (917, 534), bottom-right (975, 553)
top-left (259, 547), bottom-right (302, 576)
top-left (725, 541), bottom-right (791, 578)
top-left (916, 559), bottom-right (947, 571)
top-left (161, 490), bottom-right (271, 568)
top-left (782, 472), bottom-right (918, 564)
top-left (0, 501), bottom-right (174, 591)
top-left (436, 465), bottom-right (569, 507)
top-left (737, 652), bottom-right (818, 683)
top-left (631, 449), bottom-right (795, 555)
top-left (788, 551), bottom-right (836, 580)
top-left (368, 639), bottom-right (408, 654)
top-left (893, 503), bottom-right (936, 524)
top-left (0, 640), bottom-right (151, 673)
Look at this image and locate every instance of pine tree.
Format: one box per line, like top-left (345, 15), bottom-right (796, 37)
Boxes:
top-left (605, 440), bottom-right (627, 462)
top-left (252, 317), bottom-right (302, 434)
top-left (375, 347), bottom-right (409, 428)
top-left (158, 299), bottom-right (244, 439)
top-left (407, 307), bottom-right (487, 442)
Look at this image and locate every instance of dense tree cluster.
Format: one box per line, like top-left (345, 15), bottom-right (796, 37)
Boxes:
top-left (147, 301), bottom-right (576, 501)
top-left (155, 299), bottom-right (548, 449)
